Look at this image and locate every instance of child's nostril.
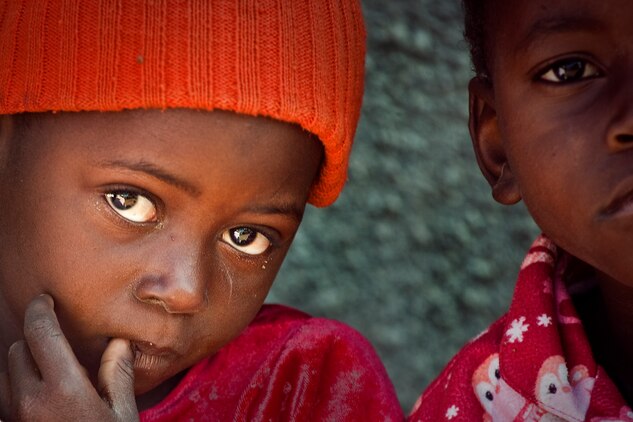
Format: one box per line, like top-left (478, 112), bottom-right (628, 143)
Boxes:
top-left (616, 134), bottom-right (633, 143)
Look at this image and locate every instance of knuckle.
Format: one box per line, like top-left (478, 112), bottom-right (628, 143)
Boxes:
top-left (51, 379), bottom-right (81, 398)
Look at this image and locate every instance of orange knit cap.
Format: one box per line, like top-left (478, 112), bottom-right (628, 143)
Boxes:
top-left (0, 1), bottom-right (366, 207)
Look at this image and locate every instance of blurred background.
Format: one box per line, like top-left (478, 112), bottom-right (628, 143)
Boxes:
top-left (266, 0), bottom-right (539, 411)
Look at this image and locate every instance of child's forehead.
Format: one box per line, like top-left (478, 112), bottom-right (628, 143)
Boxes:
top-left (488, 0), bottom-right (632, 43)
top-left (14, 109), bottom-right (304, 146)
top-left (7, 109), bottom-right (322, 206)
top-left (485, 0), bottom-right (633, 68)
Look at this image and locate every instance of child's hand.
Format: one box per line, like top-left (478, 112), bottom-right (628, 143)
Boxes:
top-left (0, 295), bottom-right (139, 421)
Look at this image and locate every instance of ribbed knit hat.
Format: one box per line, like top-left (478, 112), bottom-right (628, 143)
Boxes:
top-left (0, 1), bottom-right (366, 207)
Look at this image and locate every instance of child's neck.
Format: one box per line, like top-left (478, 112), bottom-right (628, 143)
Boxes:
top-left (136, 370), bottom-right (187, 412)
top-left (575, 269), bottom-right (633, 405)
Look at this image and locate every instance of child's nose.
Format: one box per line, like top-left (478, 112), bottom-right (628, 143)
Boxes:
top-left (606, 83), bottom-right (633, 152)
top-left (132, 239), bottom-right (209, 314)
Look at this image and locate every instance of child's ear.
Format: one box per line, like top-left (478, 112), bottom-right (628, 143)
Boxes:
top-left (468, 77), bottom-right (521, 205)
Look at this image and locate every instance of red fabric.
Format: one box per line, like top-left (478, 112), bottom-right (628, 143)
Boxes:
top-left (408, 235), bottom-right (631, 422)
top-left (140, 304), bottom-right (403, 421)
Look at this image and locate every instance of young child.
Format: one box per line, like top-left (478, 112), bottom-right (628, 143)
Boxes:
top-left (0, 1), bottom-right (403, 420)
top-left (409, 0), bottom-right (633, 421)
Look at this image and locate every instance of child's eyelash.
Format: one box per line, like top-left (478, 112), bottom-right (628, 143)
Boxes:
top-left (98, 187), bottom-right (283, 255)
top-left (221, 226), bottom-right (272, 256)
top-left (237, 226), bottom-right (281, 247)
top-left (100, 185), bottom-right (162, 228)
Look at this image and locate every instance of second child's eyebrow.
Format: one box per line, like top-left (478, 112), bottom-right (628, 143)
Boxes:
top-left (516, 15), bottom-right (606, 52)
top-left (96, 159), bottom-right (201, 197)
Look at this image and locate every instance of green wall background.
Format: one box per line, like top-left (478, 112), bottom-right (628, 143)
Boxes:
top-left (267, 0), bottom-right (539, 410)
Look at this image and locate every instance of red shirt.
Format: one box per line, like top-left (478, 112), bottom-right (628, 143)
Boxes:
top-left (409, 235), bottom-right (631, 422)
top-left (140, 304), bottom-right (403, 421)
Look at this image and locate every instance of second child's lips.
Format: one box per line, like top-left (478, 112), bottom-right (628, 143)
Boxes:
top-left (599, 182), bottom-right (633, 219)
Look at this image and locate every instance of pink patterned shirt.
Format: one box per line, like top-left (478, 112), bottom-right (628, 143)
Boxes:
top-left (409, 235), bottom-right (631, 422)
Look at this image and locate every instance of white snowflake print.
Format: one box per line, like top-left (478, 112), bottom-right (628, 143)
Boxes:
top-left (445, 404), bottom-right (459, 420)
top-left (506, 316), bottom-right (529, 343)
top-left (537, 314), bottom-right (552, 327)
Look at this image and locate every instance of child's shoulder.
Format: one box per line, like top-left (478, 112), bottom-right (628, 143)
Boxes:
top-left (142, 304), bottom-right (404, 422)
top-left (248, 303), bottom-right (312, 326)
top-left (248, 304), bottom-right (384, 353)
top-left (408, 315), bottom-right (508, 422)
top-left (239, 304), bottom-right (401, 393)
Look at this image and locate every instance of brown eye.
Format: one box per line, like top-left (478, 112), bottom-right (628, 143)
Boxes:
top-left (105, 191), bottom-right (157, 223)
top-left (221, 227), bottom-right (271, 255)
top-left (540, 59), bottom-right (600, 83)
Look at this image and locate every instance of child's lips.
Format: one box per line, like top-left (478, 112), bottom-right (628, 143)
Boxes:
top-left (130, 340), bottom-right (180, 372)
top-left (132, 340), bottom-right (178, 357)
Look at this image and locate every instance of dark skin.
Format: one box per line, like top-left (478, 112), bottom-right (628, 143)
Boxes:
top-left (469, 0), bottom-right (633, 404)
top-left (0, 109), bottom-right (323, 420)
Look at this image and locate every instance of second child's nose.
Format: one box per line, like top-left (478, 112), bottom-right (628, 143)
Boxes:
top-left (133, 239), bottom-right (209, 314)
top-left (607, 122), bottom-right (633, 152)
top-left (606, 75), bottom-right (633, 153)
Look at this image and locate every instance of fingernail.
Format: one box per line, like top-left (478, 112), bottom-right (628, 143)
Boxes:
top-left (38, 293), bottom-right (54, 307)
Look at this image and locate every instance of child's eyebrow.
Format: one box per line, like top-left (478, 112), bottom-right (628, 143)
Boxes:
top-left (95, 159), bottom-right (304, 221)
top-left (96, 159), bottom-right (201, 197)
top-left (517, 15), bottom-right (606, 52)
top-left (246, 203), bottom-right (304, 224)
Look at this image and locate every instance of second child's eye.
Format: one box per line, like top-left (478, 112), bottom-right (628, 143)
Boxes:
top-left (105, 191), bottom-right (157, 223)
top-left (539, 59), bottom-right (600, 83)
top-left (221, 227), bottom-right (271, 255)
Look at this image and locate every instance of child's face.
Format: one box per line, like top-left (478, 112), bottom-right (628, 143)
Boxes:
top-left (470, 0), bottom-right (633, 286)
top-left (0, 109), bottom-right (322, 398)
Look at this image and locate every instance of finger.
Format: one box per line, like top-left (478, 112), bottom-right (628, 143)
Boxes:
top-left (98, 338), bottom-right (138, 419)
top-left (22, 294), bottom-right (84, 382)
top-left (7, 341), bottom-right (41, 399)
top-left (0, 371), bottom-right (11, 419)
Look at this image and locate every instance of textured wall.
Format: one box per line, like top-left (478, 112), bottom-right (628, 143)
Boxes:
top-left (267, 0), bottom-right (539, 411)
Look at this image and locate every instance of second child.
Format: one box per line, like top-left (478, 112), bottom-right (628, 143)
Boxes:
top-left (410, 0), bottom-right (633, 420)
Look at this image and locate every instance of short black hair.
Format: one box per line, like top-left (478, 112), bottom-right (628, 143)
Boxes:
top-left (462, 0), bottom-right (488, 78)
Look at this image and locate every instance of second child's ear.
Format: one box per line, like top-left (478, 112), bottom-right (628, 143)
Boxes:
top-left (468, 77), bottom-right (521, 205)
